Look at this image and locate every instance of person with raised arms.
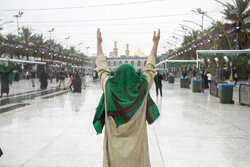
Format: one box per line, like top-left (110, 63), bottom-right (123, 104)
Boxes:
top-left (93, 28), bottom-right (160, 167)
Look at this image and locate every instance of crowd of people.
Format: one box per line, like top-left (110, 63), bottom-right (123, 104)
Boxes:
top-left (152, 69), bottom-right (240, 97)
top-left (0, 67), bottom-right (87, 98)
top-left (38, 68), bottom-right (86, 93)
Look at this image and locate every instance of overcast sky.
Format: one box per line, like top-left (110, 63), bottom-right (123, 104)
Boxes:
top-left (0, 0), bottom-right (232, 57)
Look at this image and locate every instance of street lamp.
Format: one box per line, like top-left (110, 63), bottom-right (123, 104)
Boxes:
top-left (65, 36), bottom-right (70, 49)
top-left (48, 28), bottom-right (55, 40)
top-left (191, 8), bottom-right (206, 32)
top-left (13, 11), bottom-right (23, 36)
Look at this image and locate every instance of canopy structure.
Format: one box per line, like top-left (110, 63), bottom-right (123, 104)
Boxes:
top-left (197, 50), bottom-right (250, 57)
top-left (156, 60), bottom-right (201, 69)
top-left (0, 58), bottom-right (46, 65)
top-left (196, 50), bottom-right (250, 80)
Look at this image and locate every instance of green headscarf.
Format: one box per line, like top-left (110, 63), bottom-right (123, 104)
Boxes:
top-left (93, 63), bottom-right (160, 134)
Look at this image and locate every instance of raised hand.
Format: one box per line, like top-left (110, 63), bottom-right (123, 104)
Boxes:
top-left (97, 28), bottom-right (102, 44)
top-left (152, 29), bottom-right (160, 44)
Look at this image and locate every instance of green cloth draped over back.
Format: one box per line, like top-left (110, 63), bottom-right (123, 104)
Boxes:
top-left (93, 63), bottom-right (160, 134)
top-left (0, 66), bottom-right (13, 85)
top-left (155, 75), bottom-right (159, 84)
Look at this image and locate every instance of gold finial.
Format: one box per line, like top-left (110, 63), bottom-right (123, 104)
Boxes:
top-left (126, 43), bottom-right (130, 56)
top-left (114, 41), bottom-right (118, 58)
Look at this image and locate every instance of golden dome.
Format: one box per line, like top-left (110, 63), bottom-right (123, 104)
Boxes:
top-left (134, 49), bottom-right (145, 57)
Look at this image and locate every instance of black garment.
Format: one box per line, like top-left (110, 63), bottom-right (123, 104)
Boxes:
top-left (39, 71), bottom-right (49, 90)
top-left (235, 78), bottom-right (238, 85)
top-left (154, 74), bottom-right (163, 85)
top-left (204, 75), bottom-right (209, 89)
top-left (0, 69), bottom-right (12, 95)
top-left (14, 72), bottom-right (19, 81)
top-left (0, 148), bottom-right (3, 157)
top-left (49, 72), bottom-right (54, 83)
top-left (60, 71), bottom-right (66, 81)
top-left (69, 83), bottom-right (73, 91)
top-left (193, 71), bottom-right (197, 78)
top-left (73, 73), bottom-right (82, 93)
top-left (156, 84), bottom-right (162, 96)
top-left (56, 72), bottom-right (59, 82)
top-left (154, 74), bottom-right (163, 96)
top-left (31, 72), bottom-right (36, 79)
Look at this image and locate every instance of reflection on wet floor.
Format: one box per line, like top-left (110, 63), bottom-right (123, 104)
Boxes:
top-left (0, 88), bottom-right (69, 114)
top-left (0, 103), bottom-right (30, 113)
top-left (42, 91), bottom-right (68, 99)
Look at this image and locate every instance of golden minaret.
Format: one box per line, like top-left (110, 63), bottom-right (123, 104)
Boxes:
top-left (126, 43), bottom-right (130, 56)
top-left (113, 41), bottom-right (118, 58)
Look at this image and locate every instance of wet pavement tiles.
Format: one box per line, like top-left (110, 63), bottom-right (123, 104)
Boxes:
top-left (0, 78), bottom-right (249, 167)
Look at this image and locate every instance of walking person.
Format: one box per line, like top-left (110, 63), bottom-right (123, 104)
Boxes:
top-left (154, 71), bottom-right (163, 96)
top-left (234, 72), bottom-right (238, 85)
top-left (0, 67), bottom-right (12, 98)
top-left (187, 70), bottom-right (193, 88)
top-left (49, 71), bottom-right (53, 83)
top-left (69, 73), bottom-right (74, 92)
top-left (30, 69), bottom-right (36, 87)
top-left (25, 70), bottom-right (30, 80)
top-left (207, 72), bottom-right (212, 88)
top-left (56, 72), bottom-right (59, 83)
top-left (39, 69), bottom-right (49, 90)
top-left (13, 70), bottom-right (19, 81)
top-left (201, 71), bottom-right (205, 92)
top-left (93, 28), bottom-right (160, 167)
top-left (204, 71), bottom-right (209, 89)
top-left (73, 71), bottom-right (82, 93)
top-left (59, 69), bottom-right (66, 89)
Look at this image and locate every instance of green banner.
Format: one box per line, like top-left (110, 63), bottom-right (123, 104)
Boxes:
top-left (198, 52), bottom-right (250, 57)
top-left (165, 62), bottom-right (196, 68)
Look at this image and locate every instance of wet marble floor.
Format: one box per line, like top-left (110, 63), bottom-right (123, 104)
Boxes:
top-left (0, 77), bottom-right (249, 167)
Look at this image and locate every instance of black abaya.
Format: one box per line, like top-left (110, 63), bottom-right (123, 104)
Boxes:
top-left (0, 147), bottom-right (2, 157)
top-left (40, 71), bottom-right (49, 90)
top-left (0, 70), bottom-right (12, 95)
top-left (73, 73), bottom-right (82, 93)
